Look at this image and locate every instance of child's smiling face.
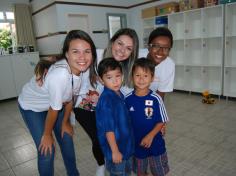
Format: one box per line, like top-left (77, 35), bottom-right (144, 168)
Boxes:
top-left (132, 66), bottom-right (153, 92)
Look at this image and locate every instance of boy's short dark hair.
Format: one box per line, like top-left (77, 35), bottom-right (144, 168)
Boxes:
top-left (98, 57), bottom-right (122, 78)
top-left (148, 27), bottom-right (173, 48)
top-left (132, 58), bottom-right (155, 77)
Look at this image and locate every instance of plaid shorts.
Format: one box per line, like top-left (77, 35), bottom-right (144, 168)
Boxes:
top-left (133, 152), bottom-right (169, 176)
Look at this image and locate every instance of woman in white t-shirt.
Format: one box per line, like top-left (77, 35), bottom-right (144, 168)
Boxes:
top-left (73, 28), bottom-right (139, 176)
top-left (18, 30), bottom-right (97, 176)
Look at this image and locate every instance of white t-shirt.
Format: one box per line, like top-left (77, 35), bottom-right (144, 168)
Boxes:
top-left (74, 69), bottom-right (103, 110)
top-left (18, 59), bottom-right (82, 112)
top-left (150, 57), bottom-right (175, 92)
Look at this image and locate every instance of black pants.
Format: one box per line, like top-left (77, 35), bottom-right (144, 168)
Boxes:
top-left (74, 108), bottom-right (105, 166)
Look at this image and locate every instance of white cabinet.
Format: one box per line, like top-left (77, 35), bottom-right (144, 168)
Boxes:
top-left (0, 52), bottom-right (39, 100)
top-left (143, 17), bottom-right (155, 47)
top-left (11, 52), bottom-right (39, 95)
top-left (168, 5), bottom-right (224, 95)
top-left (142, 16), bottom-right (168, 47)
top-left (0, 56), bottom-right (17, 100)
top-left (224, 2), bottom-right (236, 97)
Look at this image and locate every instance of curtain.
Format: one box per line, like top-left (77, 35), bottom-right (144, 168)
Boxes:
top-left (13, 4), bottom-right (36, 49)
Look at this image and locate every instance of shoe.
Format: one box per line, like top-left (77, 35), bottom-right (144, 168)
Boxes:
top-left (95, 165), bottom-right (105, 176)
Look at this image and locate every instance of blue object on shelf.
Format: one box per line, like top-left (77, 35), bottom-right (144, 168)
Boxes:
top-left (155, 16), bottom-right (168, 26)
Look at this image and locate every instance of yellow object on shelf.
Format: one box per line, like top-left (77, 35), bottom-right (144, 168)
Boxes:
top-left (156, 2), bottom-right (179, 16)
top-left (141, 7), bottom-right (157, 18)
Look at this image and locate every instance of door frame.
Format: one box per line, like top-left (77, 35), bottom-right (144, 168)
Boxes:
top-left (106, 13), bottom-right (127, 39)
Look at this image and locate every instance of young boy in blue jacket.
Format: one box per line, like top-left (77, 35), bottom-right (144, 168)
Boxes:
top-left (96, 57), bottom-right (134, 176)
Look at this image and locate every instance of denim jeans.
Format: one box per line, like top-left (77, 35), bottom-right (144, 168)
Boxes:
top-left (105, 158), bottom-right (132, 176)
top-left (19, 105), bottom-right (79, 176)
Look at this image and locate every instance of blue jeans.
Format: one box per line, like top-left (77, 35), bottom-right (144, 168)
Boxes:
top-left (106, 158), bottom-right (132, 176)
top-left (19, 105), bottom-right (79, 176)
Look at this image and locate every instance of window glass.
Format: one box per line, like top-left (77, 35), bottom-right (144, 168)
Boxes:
top-left (0, 12), bottom-right (16, 50)
top-left (0, 22), bottom-right (11, 30)
top-left (6, 12), bottom-right (14, 20)
top-left (0, 12), bottom-right (4, 20)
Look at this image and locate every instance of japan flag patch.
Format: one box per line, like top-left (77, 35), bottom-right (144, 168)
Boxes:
top-left (145, 100), bottom-right (153, 106)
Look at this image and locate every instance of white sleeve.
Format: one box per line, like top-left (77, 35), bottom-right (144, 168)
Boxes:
top-left (46, 68), bottom-right (68, 110)
top-left (157, 62), bottom-right (175, 92)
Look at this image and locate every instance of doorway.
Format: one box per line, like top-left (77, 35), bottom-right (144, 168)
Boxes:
top-left (106, 13), bottom-right (127, 39)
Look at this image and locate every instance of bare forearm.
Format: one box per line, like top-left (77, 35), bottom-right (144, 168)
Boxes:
top-left (43, 107), bottom-right (58, 135)
top-left (106, 132), bottom-right (119, 153)
top-left (63, 101), bottom-right (73, 123)
top-left (148, 123), bottom-right (165, 138)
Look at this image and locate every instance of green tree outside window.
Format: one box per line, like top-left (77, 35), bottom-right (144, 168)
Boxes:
top-left (0, 29), bottom-right (12, 49)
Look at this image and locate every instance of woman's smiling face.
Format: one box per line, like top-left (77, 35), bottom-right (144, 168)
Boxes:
top-left (66, 39), bottom-right (93, 75)
top-left (111, 35), bottom-right (134, 62)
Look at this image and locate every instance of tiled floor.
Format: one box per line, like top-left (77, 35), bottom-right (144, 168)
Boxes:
top-left (0, 92), bottom-right (236, 176)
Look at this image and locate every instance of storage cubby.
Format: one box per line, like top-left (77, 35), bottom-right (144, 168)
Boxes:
top-left (190, 66), bottom-right (204, 93)
top-left (202, 5), bottom-right (223, 38)
top-left (224, 68), bottom-right (236, 97)
top-left (170, 40), bottom-right (185, 65)
top-left (202, 37), bottom-right (222, 66)
top-left (201, 67), bottom-right (222, 95)
top-left (225, 2), bottom-right (236, 37)
top-left (184, 39), bottom-right (202, 65)
top-left (168, 12), bottom-right (185, 40)
top-left (224, 36), bottom-right (236, 67)
top-left (184, 9), bottom-right (202, 39)
top-left (174, 65), bottom-right (186, 90)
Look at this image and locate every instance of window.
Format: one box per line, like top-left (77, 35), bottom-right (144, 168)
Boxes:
top-left (0, 11), bottom-right (16, 50)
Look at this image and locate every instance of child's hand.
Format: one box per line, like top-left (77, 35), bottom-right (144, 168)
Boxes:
top-left (140, 134), bottom-right (154, 148)
top-left (61, 121), bottom-right (74, 138)
top-left (112, 150), bottom-right (123, 164)
top-left (161, 124), bottom-right (166, 136)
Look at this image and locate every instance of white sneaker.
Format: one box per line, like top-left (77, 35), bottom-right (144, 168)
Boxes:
top-left (95, 165), bottom-right (105, 176)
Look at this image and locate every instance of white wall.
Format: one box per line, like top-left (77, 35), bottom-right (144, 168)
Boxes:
top-left (33, 5), bottom-right (58, 37)
top-left (56, 4), bottom-right (129, 49)
top-left (54, 0), bottom-right (150, 6)
top-left (0, 0), bottom-right (29, 11)
top-left (30, 0), bottom-right (54, 12)
top-left (31, 0), bottom-right (179, 55)
top-left (32, 2), bottom-right (130, 55)
top-left (31, 0), bottom-right (153, 11)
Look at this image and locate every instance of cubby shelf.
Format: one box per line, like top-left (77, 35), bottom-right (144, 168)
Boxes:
top-left (168, 5), bottom-right (224, 95)
top-left (142, 3), bottom-right (236, 97)
top-left (224, 2), bottom-right (236, 97)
